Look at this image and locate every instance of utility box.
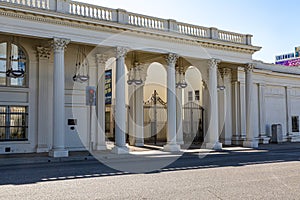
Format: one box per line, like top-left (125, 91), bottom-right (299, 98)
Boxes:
top-left (271, 124), bottom-right (283, 143)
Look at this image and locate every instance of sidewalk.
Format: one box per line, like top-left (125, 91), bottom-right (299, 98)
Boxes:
top-left (0, 142), bottom-right (299, 167)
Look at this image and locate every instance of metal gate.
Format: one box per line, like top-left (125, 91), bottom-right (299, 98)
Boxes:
top-left (183, 102), bottom-right (204, 144)
top-left (144, 90), bottom-right (167, 144)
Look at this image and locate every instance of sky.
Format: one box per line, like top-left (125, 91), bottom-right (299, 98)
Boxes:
top-left (77, 0), bottom-right (300, 63)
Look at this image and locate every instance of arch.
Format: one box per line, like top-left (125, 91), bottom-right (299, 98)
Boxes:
top-left (0, 41), bottom-right (28, 87)
top-left (144, 62), bottom-right (167, 102)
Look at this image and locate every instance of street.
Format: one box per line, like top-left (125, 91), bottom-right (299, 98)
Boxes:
top-left (0, 145), bottom-right (300, 200)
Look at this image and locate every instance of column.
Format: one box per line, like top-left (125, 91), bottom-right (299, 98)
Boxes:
top-left (37, 47), bottom-right (51, 153)
top-left (164, 53), bottom-right (181, 152)
top-left (231, 81), bottom-right (242, 145)
top-left (258, 83), bottom-right (269, 144)
top-left (176, 87), bottom-right (184, 145)
top-left (285, 87), bottom-right (299, 142)
top-left (221, 68), bottom-right (232, 145)
top-left (135, 84), bottom-right (145, 146)
top-left (243, 63), bottom-right (259, 148)
top-left (206, 59), bottom-right (222, 150)
top-left (49, 37), bottom-right (70, 158)
top-left (112, 47), bottom-right (129, 154)
top-left (95, 54), bottom-right (108, 150)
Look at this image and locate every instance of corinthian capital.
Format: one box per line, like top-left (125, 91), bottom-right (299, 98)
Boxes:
top-left (166, 53), bottom-right (179, 65)
top-left (116, 46), bottom-right (129, 59)
top-left (96, 54), bottom-right (109, 65)
top-left (37, 46), bottom-right (51, 59)
top-left (245, 63), bottom-right (256, 72)
top-left (220, 68), bottom-right (232, 79)
top-left (208, 58), bottom-right (221, 69)
top-left (51, 38), bottom-right (70, 51)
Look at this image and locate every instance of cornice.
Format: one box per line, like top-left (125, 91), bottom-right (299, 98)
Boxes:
top-left (0, 5), bottom-right (260, 54)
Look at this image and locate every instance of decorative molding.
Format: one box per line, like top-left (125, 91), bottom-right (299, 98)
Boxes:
top-left (116, 46), bottom-right (129, 59)
top-left (208, 58), bottom-right (221, 69)
top-left (0, 8), bottom-right (260, 54)
top-left (166, 53), bottom-right (179, 66)
top-left (96, 54), bottom-right (109, 65)
top-left (51, 38), bottom-right (70, 51)
top-left (36, 46), bottom-right (51, 59)
top-left (220, 68), bottom-right (232, 79)
top-left (245, 63), bottom-right (255, 73)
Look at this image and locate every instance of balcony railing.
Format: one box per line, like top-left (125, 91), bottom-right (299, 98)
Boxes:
top-left (0, 0), bottom-right (253, 45)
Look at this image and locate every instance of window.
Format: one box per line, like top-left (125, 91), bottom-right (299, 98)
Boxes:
top-left (0, 42), bottom-right (27, 87)
top-left (188, 91), bottom-right (193, 102)
top-left (292, 116), bottom-right (299, 132)
top-left (195, 90), bottom-right (200, 101)
top-left (0, 106), bottom-right (28, 141)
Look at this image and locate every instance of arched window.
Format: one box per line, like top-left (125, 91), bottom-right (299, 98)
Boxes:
top-left (0, 42), bottom-right (27, 87)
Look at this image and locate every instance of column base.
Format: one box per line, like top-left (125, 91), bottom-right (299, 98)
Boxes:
top-left (111, 146), bottom-right (129, 154)
top-left (232, 136), bottom-right (245, 146)
top-left (243, 140), bottom-right (259, 148)
top-left (287, 134), bottom-right (300, 142)
top-left (220, 138), bottom-right (232, 146)
top-left (163, 143), bottom-right (181, 152)
top-left (205, 142), bottom-right (222, 150)
top-left (259, 136), bottom-right (270, 144)
top-left (135, 142), bottom-right (144, 147)
top-left (36, 145), bottom-right (49, 153)
top-left (49, 148), bottom-right (69, 158)
top-left (96, 144), bottom-right (107, 151)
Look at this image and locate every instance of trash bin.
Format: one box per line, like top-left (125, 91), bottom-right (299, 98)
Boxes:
top-left (271, 124), bottom-right (283, 143)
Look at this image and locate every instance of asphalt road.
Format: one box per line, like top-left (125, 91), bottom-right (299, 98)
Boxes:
top-left (0, 146), bottom-right (300, 200)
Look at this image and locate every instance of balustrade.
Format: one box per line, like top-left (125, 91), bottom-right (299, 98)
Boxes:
top-left (0, 0), bottom-right (252, 45)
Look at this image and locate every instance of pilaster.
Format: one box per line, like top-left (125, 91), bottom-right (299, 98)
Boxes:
top-left (95, 54), bottom-right (109, 150)
top-left (36, 47), bottom-right (51, 153)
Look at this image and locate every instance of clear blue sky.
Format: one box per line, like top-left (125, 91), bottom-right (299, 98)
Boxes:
top-left (77, 0), bottom-right (300, 63)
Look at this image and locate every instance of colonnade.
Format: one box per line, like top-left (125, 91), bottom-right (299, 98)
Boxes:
top-left (48, 37), bottom-right (258, 157)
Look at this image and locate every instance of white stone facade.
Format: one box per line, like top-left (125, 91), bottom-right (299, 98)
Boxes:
top-left (0, 0), bottom-right (298, 157)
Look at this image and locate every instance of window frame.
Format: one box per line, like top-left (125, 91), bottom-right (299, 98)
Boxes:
top-left (0, 41), bottom-right (28, 88)
top-left (0, 106), bottom-right (28, 141)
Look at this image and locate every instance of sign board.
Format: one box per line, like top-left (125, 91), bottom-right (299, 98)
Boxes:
top-left (105, 69), bottom-right (112, 105)
top-left (275, 57), bottom-right (300, 67)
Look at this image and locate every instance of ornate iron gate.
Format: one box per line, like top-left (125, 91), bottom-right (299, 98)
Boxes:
top-left (183, 102), bottom-right (204, 144)
top-left (144, 90), bottom-right (167, 144)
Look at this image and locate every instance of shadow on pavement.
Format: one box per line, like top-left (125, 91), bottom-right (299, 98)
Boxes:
top-left (0, 142), bottom-right (299, 185)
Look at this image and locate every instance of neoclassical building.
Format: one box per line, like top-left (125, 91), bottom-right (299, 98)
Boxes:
top-left (0, 0), bottom-right (299, 157)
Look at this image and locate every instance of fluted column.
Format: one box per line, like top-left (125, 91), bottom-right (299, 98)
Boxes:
top-left (37, 47), bottom-right (51, 153)
top-left (164, 53), bottom-right (181, 152)
top-left (221, 68), bottom-right (232, 145)
top-left (112, 47), bottom-right (129, 154)
top-left (176, 87), bottom-right (184, 145)
top-left (243, 64), bottom-right (259, 148)
top-left (49, 38), bottom-right (70, 157)
top-left (258, 83), bottom-right (269, 144)
top-left (135, 65), bottom-right (147, 146)
top-left (95, 54), bottom-right (108, 150)
top-left (206, 59), bottom-right (222, 150)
